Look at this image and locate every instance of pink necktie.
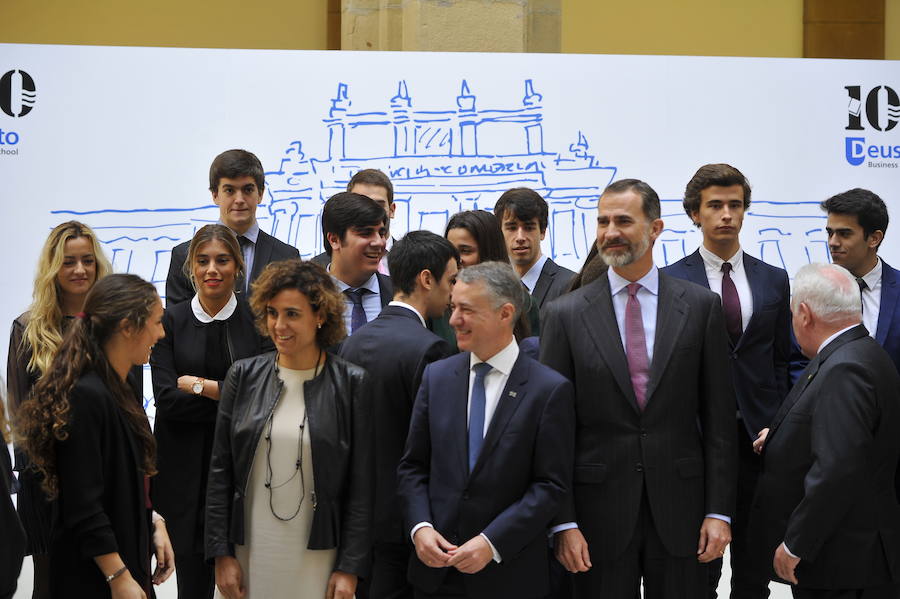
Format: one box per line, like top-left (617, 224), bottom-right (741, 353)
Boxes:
top-left (625, 283), bottom-right (650, 411)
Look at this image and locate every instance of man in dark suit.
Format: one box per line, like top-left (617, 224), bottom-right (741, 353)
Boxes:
top-left (493, 188), bottom-right (575, 311)
top-left (322, 192), bottom-right (393, 336)
top-left (541, 178), bottom-right (737, 598)
top-left (165, 149), bottom-right (299, 307)
top-left (750, 262), bottom-right (900, 598)
top-left (663, 164), bottom-right (791, 598)
top-left (312, 169), bottom-right (396, 274)
top-left (339, 230), bottom-right (458, 599)
top-left (397, 261), bottom-right (575, 599)
top-left (1, 407), bottom-right (26, 599)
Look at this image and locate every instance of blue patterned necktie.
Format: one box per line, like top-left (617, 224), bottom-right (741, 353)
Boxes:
top-left (343, 288), bottom-right (370, 333)
top-left (468, 362), bottom-right (493, 472)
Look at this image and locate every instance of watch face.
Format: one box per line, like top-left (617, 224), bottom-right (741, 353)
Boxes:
top-left (192, 380), bottom-right (203, 394)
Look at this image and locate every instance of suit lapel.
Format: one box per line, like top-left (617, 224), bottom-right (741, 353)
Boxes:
top-left (251, 231), bottom-right (274, 282)
top-left (377, 273), bottom-right (393, 308)
top-left (737, 253), bottom-right (764, 351)
top-left (876, 263), bottom-right (898, 345)
top-left (531, 260), bottom-right (555, 307)
top-left (683, 250), bottom-right (711, 289)
top-left (645, 274), bottom-right (688, 404)
top-left (765, 354), bottom-right (820, 444)
top-left (450, 357), bottom-right (471, 476)
top-left (470, 355), bottom-right (529, 477)
top-left (579, 277), bottom-right (639, 412)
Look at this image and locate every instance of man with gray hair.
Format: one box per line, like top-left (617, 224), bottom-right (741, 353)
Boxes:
top-left (397, 261), bottom-right (575, 599)
top-left (750, 263), bottom-right (900, 598)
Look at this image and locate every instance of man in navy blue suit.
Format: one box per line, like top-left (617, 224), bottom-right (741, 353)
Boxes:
top-left (397, 261), bottom-right (575, 599)
top-left (663, 164), bottom-right (792, 599)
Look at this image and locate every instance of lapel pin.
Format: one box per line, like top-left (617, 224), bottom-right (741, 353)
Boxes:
top-left (509, 391), bottom-right (517, 398)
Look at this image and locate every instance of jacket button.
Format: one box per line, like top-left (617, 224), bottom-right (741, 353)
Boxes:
top-left (640, 429), bottom-right (647, 438)
top-left (635, 463), bottom-right (644, 472)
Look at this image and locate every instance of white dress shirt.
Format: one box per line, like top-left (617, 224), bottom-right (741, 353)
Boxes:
top-left (698, 245), bottom-right (754, 333)
top-left (410, 338), bottom-right (519, 563)
top-left (608, 266), bottom-right (659, 363)
top-left (331, 271), bottom-right (383, 333)
top-left (520, 254), bottom-right (548, 293)
top-left (859, 258), bottom-right (883, 338)
top-left (387, 300), bottom-right (426, 327)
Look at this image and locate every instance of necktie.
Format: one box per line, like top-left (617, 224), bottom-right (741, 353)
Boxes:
top-left (236, 235), bottom-right (251, 294)
top-left (344, 288), bottom-right (370, 333)
top-left (625, 283), bottom-right (650, 411)
top-left (857, 277), bottom-right (868, 314)
top-left (468, 362), bottom-right (493, 472)
top-left (721, 262), bottom-right (743, 346)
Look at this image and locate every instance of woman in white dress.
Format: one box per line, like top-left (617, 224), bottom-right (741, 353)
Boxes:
top-left (206, 259), bottom-right (373, 599)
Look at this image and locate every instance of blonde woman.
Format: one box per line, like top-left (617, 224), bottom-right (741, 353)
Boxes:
top-left (7, 221), bottom-right (111, 599)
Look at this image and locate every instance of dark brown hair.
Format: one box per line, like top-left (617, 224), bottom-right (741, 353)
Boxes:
top-left (16, 274), bottom-right (159, 498)
top-left (493, 187), bottom-right (549, 232)
top-left (348, 169), bottom-right (394, 205)
top-left (183, 224), bottom-right (246, 289)
top-left (682, 164), bottom-right (751, 226)
top-left (444, 210), bottom-right (509, 264)
top-left (249, 260), bottom-right (347, 347)
top-left (209, 149), bottom-right (265, 193)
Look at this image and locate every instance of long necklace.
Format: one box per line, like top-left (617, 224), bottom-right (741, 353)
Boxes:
top-left (264, 349), bottom-right (323, 521)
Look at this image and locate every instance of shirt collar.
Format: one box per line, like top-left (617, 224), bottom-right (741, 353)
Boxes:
top-left (608, 265), bottom-right (659, 297)
top-left (219, 220), bottom-right (259, 244)
top-left (698, 244), bottom-right (744, 274)
top-left (521, 254), bottom-right (548, 293)
top-left (860, 257), bottom-right (882, 290)
top-left (387, 301), bottom-right (426, 327)
top-left (469, 337), bottom-right (519, 377)
top-left (332, 271), bottom-right (380, 295)
top-left (191, 292), bottom-right (238, 323)
top-left (817, 323), bottom-right (859, 354)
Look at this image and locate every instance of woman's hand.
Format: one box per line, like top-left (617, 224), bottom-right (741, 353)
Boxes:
top-left (151, 516), bottom-right (175, 584)
top-left (109, 571), bottom-right (147, 599)
top-left (325, 570), bottom-right (357, 599)
top-left (215, 555), bottom-right (246, 599)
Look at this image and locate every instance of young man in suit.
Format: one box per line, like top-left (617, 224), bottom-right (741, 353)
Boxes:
top-left (397, 261), bottom-right (575, 599)
top-left (663, 164), bottom-right (791, 598)
top-left (313, 169), bottom-right (395, 274)
top-left (541, 179), bottom-right (736, 598)
top-left (494, 188), bottom-right (575, 311)
top-left (750, 263), bottom-right (900, 598)
top-left (339, 231), bottom-right (458, 599)
top-left (165, 149), bottom-right (299, 306)
top-left (322, 192), bottom-right (393, 335)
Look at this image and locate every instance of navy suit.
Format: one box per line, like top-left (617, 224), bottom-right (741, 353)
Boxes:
top-left (874, 261), bottom-right (900, 373)
top-left (397, 351), bottom-right (575, 599)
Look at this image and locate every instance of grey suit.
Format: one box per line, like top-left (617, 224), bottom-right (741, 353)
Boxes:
top-left (531, 258), bottom-right (576, 310)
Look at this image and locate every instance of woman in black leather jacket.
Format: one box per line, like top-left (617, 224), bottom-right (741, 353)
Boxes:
top-left (205, 259), bottom-right (373, 599)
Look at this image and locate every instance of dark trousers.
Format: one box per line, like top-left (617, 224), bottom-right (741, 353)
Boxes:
top-left (175, 552), bottom-right (215, 599)
top-left (414, 569), bottom-right (467, 599)
top-left (573, 491), bottom-right (706, 599)
top-left (545, 547), bottom-right (573, 599)
top-left (371, 541), bottom-right (414, 599)
top-left (791, 583), bottom-right (900, 599)
top-left (708, 421), bottom-right (771, 599)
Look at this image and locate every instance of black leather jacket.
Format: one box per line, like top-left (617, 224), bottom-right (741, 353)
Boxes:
top-left (205, 351), bottom-right (373, 577)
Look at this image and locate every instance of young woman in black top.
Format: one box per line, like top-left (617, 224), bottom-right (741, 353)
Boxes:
top-left (150, 224), bottom-right (272, 599)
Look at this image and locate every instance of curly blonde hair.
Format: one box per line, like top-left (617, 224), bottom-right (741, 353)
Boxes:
top-left (23, 221), bottom-right (111, 376)
top-left (249, 259), bottom-right (347, 348)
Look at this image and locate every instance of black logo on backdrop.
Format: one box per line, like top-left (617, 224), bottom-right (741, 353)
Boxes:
top-left (846, 85), bottom-right (899, 132)
top-left (0, 70), bottom-right (36, 117)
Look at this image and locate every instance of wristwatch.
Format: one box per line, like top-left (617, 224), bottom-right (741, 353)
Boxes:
top-left (192, 378), bottom-right (205, 395)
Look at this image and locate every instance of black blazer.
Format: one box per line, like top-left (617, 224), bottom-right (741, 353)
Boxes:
top-left (1, 437), bottom-right (25, 599)
top-left (149, 297), bottom-right (271, 553)
top-left (338, 305), bottom-right (452, 544)
top-left (662, 250), bottom-right (792, 437)
top-left (397, 351), bottom-right (575, 599)
top-left (531, 258), bottom-right (575, 311)
top-left (540, 271), bottom-right (737, 561)
top-left (51, 371), bottom-right (152, 596)
top-left (750, 326), bottom-right (900, 589)
top-left (164, 228), bottom-right (299, 307)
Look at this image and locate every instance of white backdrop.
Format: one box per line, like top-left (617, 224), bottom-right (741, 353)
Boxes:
top-left (1, 44), bottom-right (898, 414)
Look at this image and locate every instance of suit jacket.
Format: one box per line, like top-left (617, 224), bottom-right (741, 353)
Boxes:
top-left (164, 228), bottom-right (299, 307)
top-left (397, 351), bottom-right (575, 599)
top-left (149, 297), bottom-right (272, 553)
top-left (338, 305), bottom-right (452, 544)
top-left (1, 441), bottom-right (25, 599)
top-left (662, 250), bottom-right (792, 437)
top-left (750, 326), bottom-right (900, 589)
top-left (540, 271), bottom-right (737, 560)
top-left (531, 258), bottom-right (575, 311)
top-left (51, 371), bottom-right (152, 596)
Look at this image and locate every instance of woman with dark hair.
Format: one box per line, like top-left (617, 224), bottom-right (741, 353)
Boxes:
top-left (150, 224), bottom-right (272, 599)
top-left (206, 260), bottom-right (372, 599)
top-left (15, 274), bottom-right (175, 599)
top-left (7, 220), bottom-right (112, 599)
top-left (435, 210), bottom-right (540, 349)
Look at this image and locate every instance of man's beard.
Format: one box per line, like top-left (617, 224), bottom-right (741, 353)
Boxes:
top-left (599, 233), bottom-right (650, 267)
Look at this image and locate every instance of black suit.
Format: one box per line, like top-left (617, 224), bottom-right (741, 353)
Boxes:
top-left (398, 350), bottom-right (575, 599)
top-left (540, 270), bottom-right (737, 597)
top-left (664, 250), bottom-right (792, 598)
top-left (1, 442), bottom-right (25, 599)
top-left (750, 326), bottom-right (900, 596)
top-left (339, 305), bottom-right (452, 599)
top-left (531, 258), bottom-right (575, 311)
top-left (164, 228), bottom-right (298, 307)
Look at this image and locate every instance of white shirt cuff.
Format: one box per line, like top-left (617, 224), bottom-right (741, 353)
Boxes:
top-left (480, 533), bottom-right (502, 563)
top-left (549, 522), bottom-right (578, 536)
top-left (781, 541), bottom-right (799, 559)
top-left (410, 522), bottom-right (432, 543)
top-left (706, 513), bottom-right (731, 525)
